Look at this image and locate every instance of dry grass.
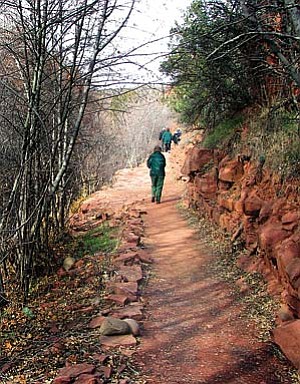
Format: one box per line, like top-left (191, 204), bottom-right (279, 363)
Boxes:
top-left (234, 108), bottom-right (300, 181)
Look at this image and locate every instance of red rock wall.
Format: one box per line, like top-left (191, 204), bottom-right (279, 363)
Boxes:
top-left (181, 146), bottom-right (300, 322)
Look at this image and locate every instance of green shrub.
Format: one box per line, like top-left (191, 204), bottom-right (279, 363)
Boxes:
top-left (202, 115), bottom-right (243, 149)
top-left (78, 224), bottom-right (119, 257)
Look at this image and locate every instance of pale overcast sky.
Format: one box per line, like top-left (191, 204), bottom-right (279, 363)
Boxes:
top-left (116, 0), bottom-right (192, 84)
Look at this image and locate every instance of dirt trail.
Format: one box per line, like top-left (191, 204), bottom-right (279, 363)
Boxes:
top-left (2, 145), bottom-right (295, 384)
top-left (115, 151), bottom-right (292, 383)
top-left (71, 148), bottom-right (293, 383)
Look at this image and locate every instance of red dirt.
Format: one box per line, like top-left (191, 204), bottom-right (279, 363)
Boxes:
top-left (134, 176), bottom-right (288, 383)
top-left (109, 150), bottom-right (293, 383)
top-left (72, 147), bottom-right (295, 383)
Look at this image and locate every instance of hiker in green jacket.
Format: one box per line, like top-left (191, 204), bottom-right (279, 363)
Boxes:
top-left (161, 128), bottom-right (173, 152)
top-left (147, 145), bottom-right (166, 204)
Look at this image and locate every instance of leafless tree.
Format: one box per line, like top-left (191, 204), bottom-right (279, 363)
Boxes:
top-left (0, 0), bottom-right (137, 301)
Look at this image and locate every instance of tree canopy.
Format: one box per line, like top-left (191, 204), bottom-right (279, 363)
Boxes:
top-left (161, 0), bottom-right (300, 127)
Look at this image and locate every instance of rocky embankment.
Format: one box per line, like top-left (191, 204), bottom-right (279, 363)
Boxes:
top-left (181, 146), bottom-right (300, 370)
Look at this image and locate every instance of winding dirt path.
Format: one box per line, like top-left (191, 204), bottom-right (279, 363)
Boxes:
top-left (124, 151), bottom-right (292, 383)
top-left (80, 148), bottom-right (294, 383)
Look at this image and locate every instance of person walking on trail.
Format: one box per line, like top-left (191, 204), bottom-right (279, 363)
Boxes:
top-left (159, 128), bottom-right (166, 141)
top-left (147, 145), bottom-right (166, 204)
top-left (172, 128), bottom-right (182, 145)
top-left (162, 128), bottom-right (173, 152)
top-left (159, 128), bottom-right (166, 151)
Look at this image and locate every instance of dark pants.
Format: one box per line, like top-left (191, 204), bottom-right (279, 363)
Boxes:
top-left (151, 175), bottom-right (165, 202)
top-left (164, 141), bottom-right (171, 152)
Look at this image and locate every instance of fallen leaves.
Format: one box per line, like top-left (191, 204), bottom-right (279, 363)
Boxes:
top-left (0, 204), bottom-right (149, 384)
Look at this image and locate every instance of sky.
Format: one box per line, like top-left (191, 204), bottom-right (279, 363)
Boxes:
top-left (117, 0), bottom-right (193, 84)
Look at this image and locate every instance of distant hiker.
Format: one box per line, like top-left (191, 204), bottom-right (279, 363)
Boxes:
top-left (159, 128), bottom-right (166, 141)
top-left (172, 128), bottom-right (182, 144)
top-left (147, 145), bottom-right (166, 204)
top-left (159, 128), bottom-right (166, 151)
top-left (161, 128), bottom-right (173, 152)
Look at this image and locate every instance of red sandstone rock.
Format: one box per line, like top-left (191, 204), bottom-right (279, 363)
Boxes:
top-left (219, 159), bottom-right (244, 183)
top-left (258, 202), bottom-right (273, 224)
top-left (58, 363), bottom-right (95, 379)
top-left (53, 376), bottom-right (72, 384)
top-left (218, 194), bottom-right (234, 212)
top-left (89, 316), bottom-right (106, 329)
top-left (276, 238), bottom-right (300, 287)
top-left (243, 194), bottom-right (264, 217)
top-left (181, 147), bottom-right (214, 176)
top-left (272, 320), bottom-right (300, 369)
top-left (110, 281), bottom-right (139, 297)
top-left (123, 232), bottom-right (140, 245)
top-left (117, 265), bottom-right (143, 283)
top-left (285, 259), bottom-right (300, 285)
top-left (101, 366), bottom-right (113, 379)
top-left (113, 253), bottom-right (138, 264)
top-left (259, 222), bottom-right (290, 253)
top-left (194, 170), bottom-right (218, 196)
top-left (272, 198), bottom-right (290, 217)
top-left (183, 141), bottom-right (300, 341)
top-left (234, 198), bottom-right (244, 214)
top-left (283, 294), bottom-right (300, 315)
top-left (99, 334), bottom-right (137, 348)
top-left (243, 217), bottom-right (258, 251)
top-left (218, 180), bottom-right (232, 191)
top-left (136, 250), bottom-right (154, 264)
top-left (282, 211), bottom-right (299, 224)
top-left (75, 374), bottom-right (100, 384)
top-left (109, 304), bottom-right (144, 320)
top-left (277, 304), bottom-right (295, 323)
top-left (105, 294), bottom-right (130, 306)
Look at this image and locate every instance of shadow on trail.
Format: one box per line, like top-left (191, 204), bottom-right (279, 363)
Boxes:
top-left (140, 271), bottom-right (286, 383)
top-left (160, 196), bottom-right (181, 204)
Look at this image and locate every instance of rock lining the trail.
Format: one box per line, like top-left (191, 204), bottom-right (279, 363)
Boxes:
top-left (52, 203), bottom-right (150, 384)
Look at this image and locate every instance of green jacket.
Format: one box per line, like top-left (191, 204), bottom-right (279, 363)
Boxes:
top-left (161, 130), bottom-right (172, 144)
top-left (147, 151), bottom-right (166, 176)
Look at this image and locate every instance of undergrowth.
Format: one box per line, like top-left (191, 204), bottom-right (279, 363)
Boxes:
top-left (199, 106), bottom-right (300, 183)
top-left (76, 224), bottom-right (119, 257)
top-left (202, 115), bottom-right (244, 149)
top-left (234, 108), bottom-right (300, 181)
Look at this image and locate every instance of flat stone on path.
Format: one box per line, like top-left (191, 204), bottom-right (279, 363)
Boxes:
top-left (117, 265), bottom-right (143, 283)
top-left (109, 304), bottom-right (144, 320)
top-left (88, 315), bottom-right (106, 329)
top-left (109, 281), bottom-right (139, 297)
top-left (56, 363), bottom-right (95, 381)
top-left (105, 294), bottom-right (130, 306)
top-left (99, 334), bottom-right (137, 348)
